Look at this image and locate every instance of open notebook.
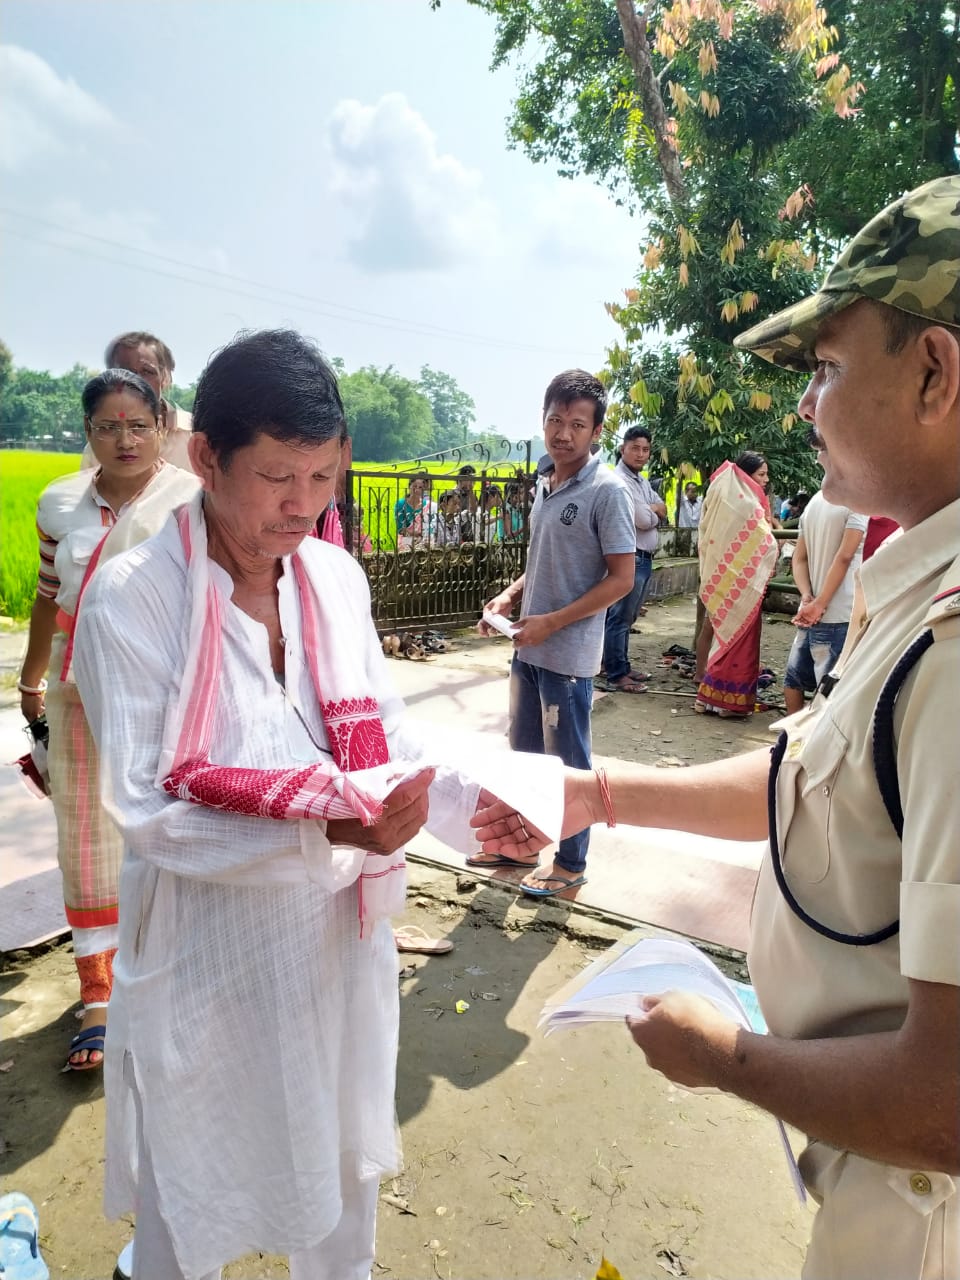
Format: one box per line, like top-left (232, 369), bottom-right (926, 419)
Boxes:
top-left (539, 934), bottom-right (806, 1203)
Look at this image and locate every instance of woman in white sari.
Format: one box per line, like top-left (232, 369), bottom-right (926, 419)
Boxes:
top-left (17, 369), bottom-right (199, 1070)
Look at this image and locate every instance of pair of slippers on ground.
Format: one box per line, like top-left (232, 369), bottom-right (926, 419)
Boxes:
top-left (465, 853), bottom-right (586, 898)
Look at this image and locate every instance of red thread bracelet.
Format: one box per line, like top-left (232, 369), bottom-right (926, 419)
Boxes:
top-left (595, 766), bottom-right (616, 828)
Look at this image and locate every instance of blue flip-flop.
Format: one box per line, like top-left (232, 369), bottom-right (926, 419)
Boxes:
top-left (521, 873), bottom-right (587, 898)
top-left (0, 1193), bottom-right (49, 1280)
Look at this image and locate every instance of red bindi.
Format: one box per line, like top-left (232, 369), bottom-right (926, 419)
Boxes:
top-left (117, 410), bottom-right (126, 418)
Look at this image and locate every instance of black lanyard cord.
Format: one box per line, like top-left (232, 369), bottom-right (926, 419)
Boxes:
top-left (767, 732), bottom-right (899, 947)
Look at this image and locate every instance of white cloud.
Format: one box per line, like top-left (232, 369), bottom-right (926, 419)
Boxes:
top-left (0, 44), bottom-right (118, 171)
top-left (325, 92), bottom-right (500, 272)
top-left (524, 178), bottom-right (642, 271)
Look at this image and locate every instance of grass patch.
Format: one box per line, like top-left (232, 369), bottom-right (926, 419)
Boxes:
top-left (1, 450), bottom-right (81, 619)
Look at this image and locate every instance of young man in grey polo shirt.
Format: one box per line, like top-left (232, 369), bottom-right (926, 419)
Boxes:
top-left (478, 370), bottom-right (635, 896)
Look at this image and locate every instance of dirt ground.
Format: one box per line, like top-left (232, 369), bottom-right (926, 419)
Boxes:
top-left (0, 600), bottom-right (811, 1280)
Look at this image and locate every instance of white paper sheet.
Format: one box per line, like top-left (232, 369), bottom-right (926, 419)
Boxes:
top-left (352, 740), bottom-right (564, 847)
top-left (539, 934), bottom-right (807, 1204)
top-left (481, 610), bottom-right (520, 639)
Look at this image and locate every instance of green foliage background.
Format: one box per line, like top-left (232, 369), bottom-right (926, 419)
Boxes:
top-left (457, 0), bottom-right (959, 499)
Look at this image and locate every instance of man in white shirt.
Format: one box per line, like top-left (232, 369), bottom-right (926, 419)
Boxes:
top-left (677, 482), bottom-right (703, 528)
top-left (783, 489), bottom-right (867, 713)
top-left (74, 329), bottom-right (555, 1280)
top-left (602, 426), bottom-right (666, 692)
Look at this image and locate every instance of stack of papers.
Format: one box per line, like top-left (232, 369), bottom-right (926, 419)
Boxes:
top-left (539, 935), bottom-right (766, 1034)
top-left (539, 934), bottom-right (806, 1202)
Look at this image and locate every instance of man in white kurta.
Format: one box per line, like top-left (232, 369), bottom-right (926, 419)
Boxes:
top-left (73, 329), bottom-right (558, 1280)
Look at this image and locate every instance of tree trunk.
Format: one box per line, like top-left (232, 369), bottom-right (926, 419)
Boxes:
top-left (615, 0), bottom-right (687, 208)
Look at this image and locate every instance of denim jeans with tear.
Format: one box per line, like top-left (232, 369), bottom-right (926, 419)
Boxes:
top-left (602, 550), bottom-right (654, 683)
top-left (509, 655), bottom-right (593, 873)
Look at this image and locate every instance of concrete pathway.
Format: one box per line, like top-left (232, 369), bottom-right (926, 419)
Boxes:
top-left (388, 641), bottom-right (761, 953)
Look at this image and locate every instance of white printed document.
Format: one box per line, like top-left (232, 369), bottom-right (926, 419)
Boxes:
top-left (481, 610), bottom-right (519, 639)
top-left (539, 934), bottom-right (806, 1203)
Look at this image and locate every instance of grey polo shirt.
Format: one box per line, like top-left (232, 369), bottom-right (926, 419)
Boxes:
top-left (519, 453), bottom-right (635, 677)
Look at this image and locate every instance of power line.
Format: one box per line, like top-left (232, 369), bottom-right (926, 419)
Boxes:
top-left (0, 207), bottom-right (608, 359)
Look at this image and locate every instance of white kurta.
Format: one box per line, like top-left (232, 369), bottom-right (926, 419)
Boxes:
top-left (73, 518), bottom-right (481, 1278)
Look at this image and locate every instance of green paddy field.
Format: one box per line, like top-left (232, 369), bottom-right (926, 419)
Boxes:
top-left (1, 450), bottom-right (82, 620)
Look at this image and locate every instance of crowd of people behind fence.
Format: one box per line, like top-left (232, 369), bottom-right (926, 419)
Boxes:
top-left (391, 466), bottom-right (532, 551)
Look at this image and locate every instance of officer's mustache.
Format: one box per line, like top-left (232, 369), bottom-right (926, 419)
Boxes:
top-left (806, 427), bottom-right (826, 451)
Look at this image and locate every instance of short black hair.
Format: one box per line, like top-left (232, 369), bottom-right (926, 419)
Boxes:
top-left (82, 368), bottom-right (161, 419)
top-left (874, 300), bottom-right (960, 355)
top-left (542, 369), bottom-right (607, 427)
top-left (622, 426), bottom-right (652, 444)
top-left (193, 329), bottom-right (346, 468)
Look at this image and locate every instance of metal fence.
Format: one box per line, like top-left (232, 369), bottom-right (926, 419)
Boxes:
top-left (344, 441), bottom-right (535, 631)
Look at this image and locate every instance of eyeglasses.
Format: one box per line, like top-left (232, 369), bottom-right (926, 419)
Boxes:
top-left (87, 419), bottom-right (159, 440)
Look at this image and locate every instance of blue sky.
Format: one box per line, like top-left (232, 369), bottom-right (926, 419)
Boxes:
top-left (0, 1), bottom-right (642, 442)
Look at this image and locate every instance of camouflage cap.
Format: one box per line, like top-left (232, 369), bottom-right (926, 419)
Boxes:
top-left (734, 175), bottom-right (960, 370)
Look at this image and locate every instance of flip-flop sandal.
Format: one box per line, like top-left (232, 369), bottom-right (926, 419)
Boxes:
top-left (0, 1193), bottom-right (49, 1280)
top-left (393, 925), bottom-right (454, 955)
top-left (521, 873), bottom-right (587, 898)
top-left (605, 678), bottom-right (648, 694)
top-left (113, 1240), bottom-right (134, 1280)
top-left (465, 853), bottom-right (538, 870)
top-left (62, 1024), bottom-right (106, 1073)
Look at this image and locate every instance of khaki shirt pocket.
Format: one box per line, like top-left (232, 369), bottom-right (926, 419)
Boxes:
top-left (801, 1143), bottom-right (958, 1280)
top-left (777, 712), bottom-right (849, 885)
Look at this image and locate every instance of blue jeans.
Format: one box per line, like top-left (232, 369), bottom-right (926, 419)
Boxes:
top-left (602, 551), bottom-right (654, 682)
top-left (509, 656), bottom-right (593, 873)
top-left (784, 622), bottom-right (848, 693)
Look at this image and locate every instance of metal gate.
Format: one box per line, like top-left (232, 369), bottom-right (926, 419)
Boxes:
top-left (343, 442), bottom-right (534, 631)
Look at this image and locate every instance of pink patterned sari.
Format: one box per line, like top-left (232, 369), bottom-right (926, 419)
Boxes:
top-left (696, 462), bottom-right (778, 715)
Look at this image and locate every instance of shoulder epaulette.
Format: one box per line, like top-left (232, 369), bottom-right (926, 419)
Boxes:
top-left (923, 580), bottom-right (960, 631)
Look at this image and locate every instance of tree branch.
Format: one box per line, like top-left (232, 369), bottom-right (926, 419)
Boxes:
top-left (615, 0), bottom-right (687, 208)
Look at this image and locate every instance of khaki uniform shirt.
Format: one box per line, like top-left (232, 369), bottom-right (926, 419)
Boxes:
top-left (749, 497), bottom-right (960, 1279)
top-left (751, 496), bottom-right (960, 1034)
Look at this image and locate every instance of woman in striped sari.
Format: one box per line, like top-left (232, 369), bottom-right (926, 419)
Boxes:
top-left (17, 369), bottom-right (198, 1070)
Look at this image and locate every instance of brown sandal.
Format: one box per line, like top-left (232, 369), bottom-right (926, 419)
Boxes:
top-left (605, 676), bottom-right (648, 694)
